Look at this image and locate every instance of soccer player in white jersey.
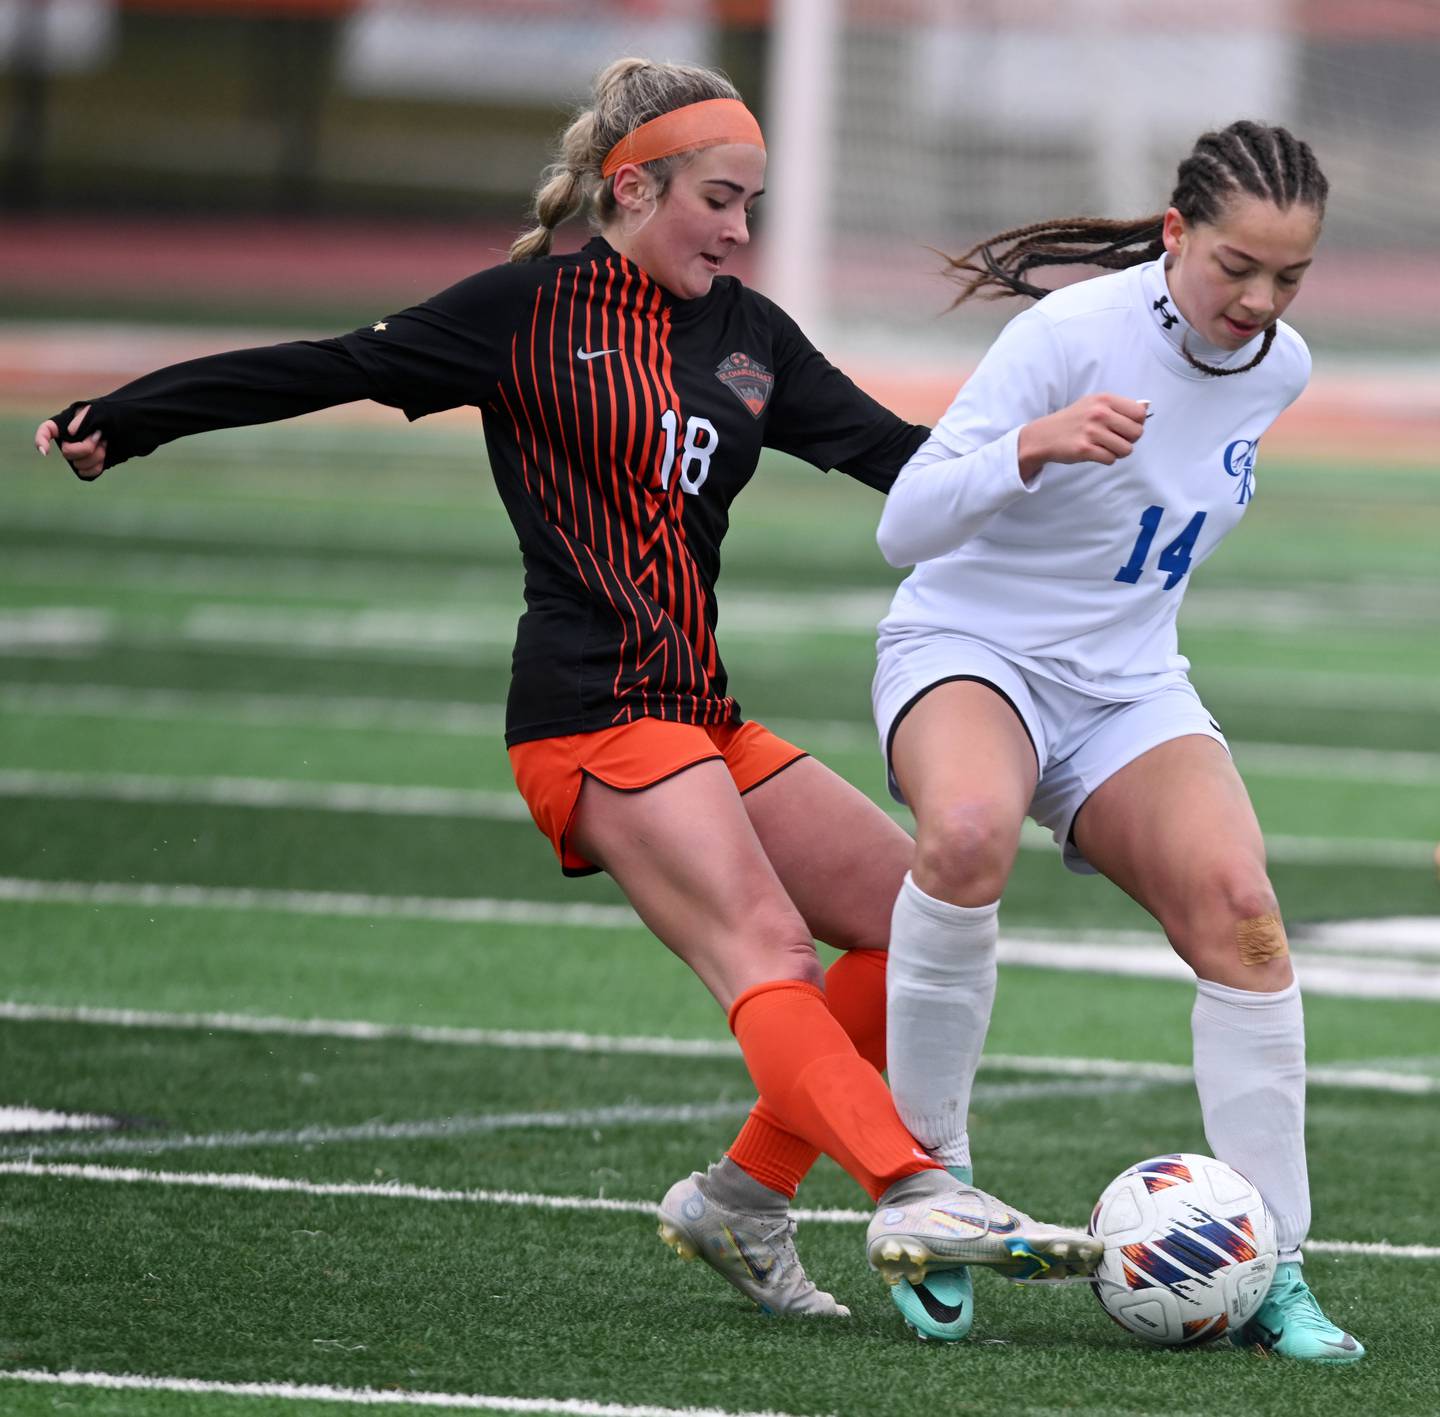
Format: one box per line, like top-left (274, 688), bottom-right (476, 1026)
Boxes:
top-left (871, 120), bottom-right (1363, 1361)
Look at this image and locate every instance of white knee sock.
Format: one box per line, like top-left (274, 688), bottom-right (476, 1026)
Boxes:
top-left (885, 871), bottom-right (998, 1171)
top-left (1191, 976), bottom-right (1310, 1262)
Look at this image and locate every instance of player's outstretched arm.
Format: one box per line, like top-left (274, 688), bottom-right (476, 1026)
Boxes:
top-left (30, 338), bottom-right (388, 481)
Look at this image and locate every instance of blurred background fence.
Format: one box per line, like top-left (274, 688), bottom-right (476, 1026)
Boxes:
top-left (3, 0), bottom-right (1439, 435)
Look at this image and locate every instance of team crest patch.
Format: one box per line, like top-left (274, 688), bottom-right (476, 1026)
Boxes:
top-left (715, 352), bottom-right (774, 417)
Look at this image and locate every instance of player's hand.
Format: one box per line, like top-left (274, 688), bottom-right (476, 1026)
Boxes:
top-left (35, 404), bottom-right (108, 479)
top-left (1017, 394), bottom-right (1148, 480)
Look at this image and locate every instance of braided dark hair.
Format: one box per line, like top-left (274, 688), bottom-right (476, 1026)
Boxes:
top-left (943, 120), bottom-right (1328, 375)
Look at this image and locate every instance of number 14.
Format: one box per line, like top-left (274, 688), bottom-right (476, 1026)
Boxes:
top-left (1114, 505), bottom-right (1208, 590)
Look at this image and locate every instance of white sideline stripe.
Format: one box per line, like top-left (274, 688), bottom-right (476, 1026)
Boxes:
top-left (1201, 666), bottom-right (1440, 712)
top-left (1, 1080), bottom-right (1165, 1165)
top-left (0, 770), bottom-right (534, 820)
top-left (0, 877), bottom-right (640, 930)
top-left (8, 682), bottom-right (1440, 786)
top-left (1295, 917), bottom-right (1440, 957)
top-left (995, 937), bottom-right (1440, 1002)
top-left (0, 1106), bottom-right (118, 1134)
top-left (0, 768), bottom-right (1432, 870)
top-left (4, 610), bottom-right (1439, 705)
top-left (0, 1103), bottom-right (756, 1161)
top-left (0, 1163), bottom-right (1432, 1264)
top-left (0, 1367), bottom-right (808, 1417)
top-left (0, 683), bottom-right (507, 735)
top-left (1232, 741), bottom-right (1440, 787)
top-left (0, 1160), bottom-right (659, 1215)
top-left (0, 610), bottom-right (110, 650)
top-left (0, 1000), bottom-right (734, 1054)
top-left (2, 876), bottom-right (1438, 1000)
top-left (1, 1000), bottom-right (1434, 1094)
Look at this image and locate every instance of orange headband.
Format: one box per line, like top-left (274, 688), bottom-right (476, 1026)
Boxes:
top-left (601, 98), bottom-right (765, 179)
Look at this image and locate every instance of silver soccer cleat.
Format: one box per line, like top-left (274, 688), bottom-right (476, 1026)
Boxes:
top-left (867, 1181), bottom-right (1103, 1287)
top-left (657, 1171), bottom-right (850, 1318)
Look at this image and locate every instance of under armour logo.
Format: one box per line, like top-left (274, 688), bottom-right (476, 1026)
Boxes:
top-left (1152, 296), bottom-right (1178, 331)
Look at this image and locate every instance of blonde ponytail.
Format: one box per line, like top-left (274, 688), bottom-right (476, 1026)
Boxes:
top-left (509, 56), bottom-right (741, 262)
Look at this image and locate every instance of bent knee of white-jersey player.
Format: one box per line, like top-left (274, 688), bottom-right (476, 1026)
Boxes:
top-left (1162, 863), bottom-right (1292, 986)
top-left (912, 799), bottom-right (1022, 905)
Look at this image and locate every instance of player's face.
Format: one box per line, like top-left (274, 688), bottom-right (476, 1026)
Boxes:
top-left (619, 144), bottom-right (766, 300)
top-left (1162, 195), bottom-right (1321, 350)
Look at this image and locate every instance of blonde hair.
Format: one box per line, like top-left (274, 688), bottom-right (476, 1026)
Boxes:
top-left (509, 57), bottom-right (742, 263)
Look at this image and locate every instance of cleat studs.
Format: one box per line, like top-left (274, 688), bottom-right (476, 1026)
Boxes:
top-left (657, 1222), bottom-right (697, 1261)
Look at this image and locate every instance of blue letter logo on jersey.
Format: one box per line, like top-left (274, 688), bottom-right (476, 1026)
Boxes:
top-left (1223, 439), bottom-right (1259, 505)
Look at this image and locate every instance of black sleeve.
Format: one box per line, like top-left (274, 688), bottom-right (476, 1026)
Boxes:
top-left (51, 261), bottom-right (540, 474)
top-left (335, 261), bottom-right (540, 421)
top-left (757, 293), bottom-right (929, 493)
top-left (51, 338), bottom-right (379, 473)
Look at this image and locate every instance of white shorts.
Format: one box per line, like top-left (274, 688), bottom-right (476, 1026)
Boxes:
top-left (872, 634), bottom-right (1229, 875)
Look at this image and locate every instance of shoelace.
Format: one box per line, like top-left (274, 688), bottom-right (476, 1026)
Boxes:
top-left (755, 1214), bottom-right (796, 1248)
top-left (1273, 1275), bottom-right (1334, 1332)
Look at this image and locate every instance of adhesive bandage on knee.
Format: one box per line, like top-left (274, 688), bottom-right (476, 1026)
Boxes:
top-left (885, 872), bottom-right (999, 1171)
top-left (1236, 912), bottom-right (1289, 967)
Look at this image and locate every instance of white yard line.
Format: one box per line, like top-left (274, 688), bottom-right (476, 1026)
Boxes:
top-left (0, 1366), bottom-right (809, 1417)
top-left (1, 999), bottom-right (1434, 1094)
top-left (0, 1162), bottom-right (1431, 1263)
top-left (2, 875), bottom-right (1440, 996)
top-left (1230, 741), bottom-right (1440, 787)
top-left (0, 1000), bottom-right (736, 1055)
top-left (0, 609), bottom-right (110, 652)
top-left (0, 1080), bottom-right (1169, 1166)
top-left (0, 876), bottom-right (640, 929)
top-left (0, 1106), bottom-right (118, 1134)
top-left (0, 1103), bottom-right (756, 1162)
top-left (2, 876), bottom-right (1438, 998)
top-left (0, 682), bottom-right (505, 735)
top-left (7, 681), bottom-right (1440, 787)
top-left (0, 768), bottom-right (1431, 869)
top-left (3, 603), bottom-right (1440, 693)
top-left (0, 769), bottom-right (534, 819)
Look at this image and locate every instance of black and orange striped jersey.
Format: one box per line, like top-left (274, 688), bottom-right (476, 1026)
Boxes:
top-left (51, 237), bottom-right (925, 744)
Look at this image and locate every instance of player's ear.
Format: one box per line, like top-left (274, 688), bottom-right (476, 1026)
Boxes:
top-left (1161, 207), bottom-right (1187, 259)
top-left (611, 163), bottom-right (657, 215)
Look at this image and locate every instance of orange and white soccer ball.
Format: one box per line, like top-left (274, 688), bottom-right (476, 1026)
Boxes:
top-left (1089, 1153), bottom-right (1278, 1347)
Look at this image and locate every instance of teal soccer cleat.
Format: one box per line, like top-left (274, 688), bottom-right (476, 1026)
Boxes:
top-left (891, 1266), bottom-right (974, 1342)
top-left (890, 1166), bottom-right (974, 1342)
top-left (1232, 1262), bottom-right (1365, 1363)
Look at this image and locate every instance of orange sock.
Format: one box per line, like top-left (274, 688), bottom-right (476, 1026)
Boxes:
top-left (826, 947), bottom-right (889, 1071)
top-left (728, 950), bottom-right (889, 1196)
top-left (727, 976), bottom-right (934, 1202)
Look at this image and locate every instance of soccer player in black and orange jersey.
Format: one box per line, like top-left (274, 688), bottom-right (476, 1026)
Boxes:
top-left (35, 57), bottom-right (1101, 1329)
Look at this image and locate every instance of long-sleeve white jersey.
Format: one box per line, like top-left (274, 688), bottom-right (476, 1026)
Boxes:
top-left (876, 255), bottom-right (1310, 699)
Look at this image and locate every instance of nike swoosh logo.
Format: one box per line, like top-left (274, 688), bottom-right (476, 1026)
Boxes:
top-left (576, 347), bottom-right (619, 361)
top-left (937, 1207), bottom-right (1020, 1234)
top-left (913, 1281), bottom-right (967, 1325)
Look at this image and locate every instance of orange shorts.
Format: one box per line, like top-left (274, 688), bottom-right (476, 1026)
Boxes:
top-left (509, 718), bottom-right (808, 876)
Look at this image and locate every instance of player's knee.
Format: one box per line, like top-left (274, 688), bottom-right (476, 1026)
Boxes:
top-left (913, 798), bottom-right (1016, 903)
top-left (1176, 860), bottom-right (1288, 973)
top-left (760, 934), bottom-right (826, 991)
top-left (741, 903), bottom-right (825, 988)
